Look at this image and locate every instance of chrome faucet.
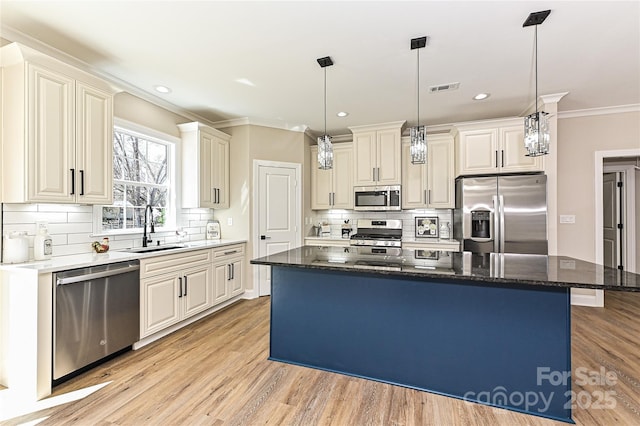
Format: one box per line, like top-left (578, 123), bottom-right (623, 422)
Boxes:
top-left (143, 205), bottom-right (155, 247)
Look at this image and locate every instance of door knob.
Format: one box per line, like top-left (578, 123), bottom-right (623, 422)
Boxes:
top-left (260, 235), bottom-right (271, 240)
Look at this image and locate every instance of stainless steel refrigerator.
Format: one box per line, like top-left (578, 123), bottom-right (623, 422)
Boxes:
top-left (453, 173), bottom-right (547, 254)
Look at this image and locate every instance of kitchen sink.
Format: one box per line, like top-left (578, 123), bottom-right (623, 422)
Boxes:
top-left (122, 244), bottom-right (186, 254)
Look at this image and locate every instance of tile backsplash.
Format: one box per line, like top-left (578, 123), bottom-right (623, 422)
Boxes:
top-left (310, 209), bottom-right (454, 239)
top-left (1, 203), bottom-right (215, 261)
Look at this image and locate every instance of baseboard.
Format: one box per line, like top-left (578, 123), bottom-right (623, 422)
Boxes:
top-left (571, 289), bottom-right (604, 307)
top-left (133, 293), bottom-right (245, 350)
top-left (242, 287), bottom-right (259, 299)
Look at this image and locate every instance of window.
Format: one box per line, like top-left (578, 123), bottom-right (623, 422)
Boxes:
top-left (98, 124), bottom-right (175, 233)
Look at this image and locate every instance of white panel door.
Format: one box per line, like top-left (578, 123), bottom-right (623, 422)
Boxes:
top-left (258, 164), bottom-right (298, 296)
top-left (603, 172), bottom-right (619, 269)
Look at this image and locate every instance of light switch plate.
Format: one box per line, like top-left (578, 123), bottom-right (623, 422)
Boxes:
top-left (227, 217), bottom-right (233, 226)
top-left (559, 215), bottom-right (576, 224)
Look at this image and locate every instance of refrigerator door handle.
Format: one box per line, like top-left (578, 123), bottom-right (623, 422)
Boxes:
top-left (499, 195), bottom-right (505, 253)
top-left (493, 195), bottom-right (500, 253)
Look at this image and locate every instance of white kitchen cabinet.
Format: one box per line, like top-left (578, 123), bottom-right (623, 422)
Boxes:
top-left (1, 43), bottom-right (114, 204)
top-left (311, 143), bottom-right (353, 209)
top-left (350, 121), bottom-right (405, 186)
top-left (212, 243), bottom-right (245, 305)
top-left (402, 133), bottom-right (455, 209)
top-left (140, 249), bottom-right (213, 338)
top-left (456, 119), bottom-right (543, 176)
top-left (179, 122), bottom-right (231, 209)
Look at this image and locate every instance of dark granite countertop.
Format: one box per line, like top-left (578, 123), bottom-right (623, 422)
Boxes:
top-left (250, 246), bottom-right (640, 292)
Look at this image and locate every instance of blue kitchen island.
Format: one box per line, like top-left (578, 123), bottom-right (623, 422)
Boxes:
top-left (251, 246), bottom-right (640, 424)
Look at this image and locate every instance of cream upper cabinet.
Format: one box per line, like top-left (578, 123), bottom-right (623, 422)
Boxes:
top-left (1, 43), bottom-right (115, 204)
top-left (311, 143), bottom-right (353, 209)
top-left (456, 119), bottom-right (543, 176)
top-left (179, 122), bottom-right (231, 209)
top-left (350, 121), bottom-right (404, 186)
top-left (402, 132), bottom-right (455, 209)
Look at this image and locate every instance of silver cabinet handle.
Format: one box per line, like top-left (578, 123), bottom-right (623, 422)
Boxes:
top-left (329, 192), bottom-right (332, 206)
top-left (227, 264), bottom-right (232, 281)
top-left (231, 263), bottom-right (234, 280)
top-left (56, 264), bottom-right (140, 285)
top-left (184, 275), bottom-right (188, 296)
top-left (495, 151), bottom-right (499, 169)
top-left (224, 250), bottom-right (239, 255)
top-left (501, 150), bottom-right (505, 168)
top-left (427, 189), bottom-right (431, 205)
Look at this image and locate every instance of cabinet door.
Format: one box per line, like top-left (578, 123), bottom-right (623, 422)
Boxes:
top-left (376, 128), bottom-right (401, 185)
top-left (229, 259), bottom-right (244, 297)
top-left (213, 263), bottom-right (231, 304)
top-left (75, 81), bottom-right (113, 204)
top-left (427, 135), bottom-right (455, 208)
top-left (212, 136), bottom-right (230, 208)
top-left (331, 145), bottom-right (353, 209)
top-left (401, 142), bottom-right (427, 208)
top-left (27, 64), bottom-right (75, 202)
top-left (198, 131), bottom-right (216, 208)
top-left (457, 129), bottom-right (498, 175)
top-left (310, 146), bottom-right (332, 209)
top-left (500, 126), bottom-right (543, 172)
top-left (182, 265), bottom-right (212, 318)
top-left (141, 275), bottom-right (181, 337)
top-left (353, 131), bottom-right (377, 185)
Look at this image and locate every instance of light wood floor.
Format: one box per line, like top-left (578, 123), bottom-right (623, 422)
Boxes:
top-left (5, 292), bottom-right (640, 425)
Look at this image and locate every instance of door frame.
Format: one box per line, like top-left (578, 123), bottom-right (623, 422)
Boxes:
top-left (602, 165), bottom-right (637, 273)
top-left (591, 148), bottom-right (640, 306)
top-left (252, 160), bottom-right (302, 297)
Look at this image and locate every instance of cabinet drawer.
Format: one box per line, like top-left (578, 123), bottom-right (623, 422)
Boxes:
top-left (213, 244), bottom-right (245, 260)
top-left (140, 249), bottom-right (212, 278)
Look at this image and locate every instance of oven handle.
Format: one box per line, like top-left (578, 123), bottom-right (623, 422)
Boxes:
top-left (56, 264), bottom-right (140, 285)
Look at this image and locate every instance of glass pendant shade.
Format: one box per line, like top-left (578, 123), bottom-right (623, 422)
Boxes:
top-left (317, 134), bottom-right (333, 170)
top-left (410, 125), bottom-right (427, 164)
top-left (524, 111), bottom-right (549, 157)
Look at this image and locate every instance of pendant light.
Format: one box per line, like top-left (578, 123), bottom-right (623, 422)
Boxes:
top-left (410, 36), bottom-right (428, 164)
top-left (317, 56), bottom-right (334, 170)
top-left (523, 10), bottom-right (551, 157)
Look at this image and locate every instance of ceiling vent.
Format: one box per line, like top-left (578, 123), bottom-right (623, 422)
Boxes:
top-left (428, 82), bottom-right (460, 93)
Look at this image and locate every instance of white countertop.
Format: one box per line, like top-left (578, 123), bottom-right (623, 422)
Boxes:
top-left (0, 239), bottom-right (247, 274)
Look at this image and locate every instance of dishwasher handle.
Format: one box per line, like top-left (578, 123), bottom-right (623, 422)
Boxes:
top-left (56, 264), bottom-right (140, 286)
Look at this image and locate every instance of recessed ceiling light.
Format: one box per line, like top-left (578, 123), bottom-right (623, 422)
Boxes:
top-left (473, 93), bottom-right (490, 100)
top-left (336, 111), bottom-right (349, 117)
top-left (154, 85), bottom-right (172, 94)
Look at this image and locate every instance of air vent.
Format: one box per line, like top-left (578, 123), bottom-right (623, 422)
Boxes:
top-left (428, 82), bottom-right (460, 93)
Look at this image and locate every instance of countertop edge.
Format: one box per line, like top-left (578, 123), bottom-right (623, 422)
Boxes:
top-left (1, 239), bottom-right (248, 274)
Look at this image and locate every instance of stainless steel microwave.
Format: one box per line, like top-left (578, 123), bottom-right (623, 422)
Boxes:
top-left (354, 185), bottom-right (401, 211)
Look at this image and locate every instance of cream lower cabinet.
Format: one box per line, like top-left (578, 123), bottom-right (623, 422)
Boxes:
top-left (1, 43), bottom-right (114, 204)
top-left (179, 122), bottom-right (231, 209)
top-left (311, 143), bottom-right (353, 209)
top-left (140, 249), bottom-right (213, 338)
top-left (212, 244), bottom-right (245, 304)
top-left (350, 121), bottom-right (405, 186)
top-left (456, 119), bottom-right (543, 176)
top-left (402, 132), bottom-right (455, 209)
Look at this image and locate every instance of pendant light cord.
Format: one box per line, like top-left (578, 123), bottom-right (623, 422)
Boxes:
top-left (535, 25), bottom-right (538, 116)
top-left (417, 48), bottom-right (420, 127)
top-left (323, 67), bottom-right (327, 136)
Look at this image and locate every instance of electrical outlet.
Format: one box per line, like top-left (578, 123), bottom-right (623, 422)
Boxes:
top-left (559, 215), bottom-right (576, 224)
top-left (227, 217), bottom-right (233, 226)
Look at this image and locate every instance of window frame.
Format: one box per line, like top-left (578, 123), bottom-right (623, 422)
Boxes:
top-left (93, 118), bottom-right (179, 236)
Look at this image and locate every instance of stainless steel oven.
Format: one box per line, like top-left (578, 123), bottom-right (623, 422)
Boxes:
top-left (354, 185), bottom-right (401, 211)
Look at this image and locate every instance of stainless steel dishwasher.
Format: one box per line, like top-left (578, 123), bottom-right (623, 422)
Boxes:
top-left (53, 260), bottom-right (140, 383)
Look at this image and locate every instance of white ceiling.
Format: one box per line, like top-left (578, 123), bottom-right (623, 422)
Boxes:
top-left (2, 1), bottom-right (639, 135)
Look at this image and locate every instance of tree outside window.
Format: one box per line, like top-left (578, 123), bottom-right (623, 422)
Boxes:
top-left (101, 128), bottom-right (172, 232)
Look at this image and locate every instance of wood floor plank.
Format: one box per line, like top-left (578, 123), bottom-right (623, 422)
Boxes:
top-left (4, 292), bottom-right (640, 425)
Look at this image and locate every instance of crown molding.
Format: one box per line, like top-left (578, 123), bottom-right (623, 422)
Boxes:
top-left (212, 116), bottom-right (309, 133)
top-left (558, 104), bottom-right (640, 119)
top-left (1, 25), bottom-right (219, 128)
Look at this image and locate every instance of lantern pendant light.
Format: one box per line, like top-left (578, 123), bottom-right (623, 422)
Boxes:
top-left (317, 56), bottom-right (334, 169)
top-left (410, 36), bottom-right (428, 164)
top-left (523, 10), bottom-right (551, 157)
